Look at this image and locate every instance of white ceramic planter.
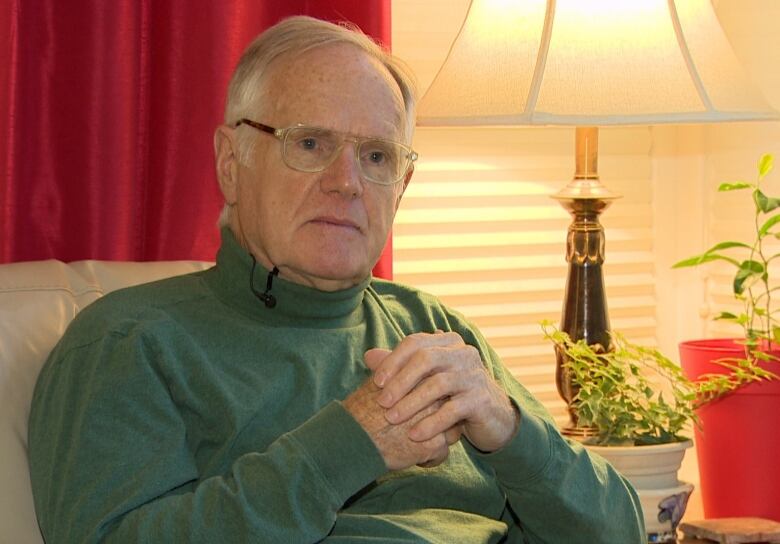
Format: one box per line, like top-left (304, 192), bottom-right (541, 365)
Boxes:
top-left (586, 440), bottom-right (694, 543)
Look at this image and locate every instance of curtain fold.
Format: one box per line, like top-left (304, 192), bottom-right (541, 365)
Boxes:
top-left (0, 0), bottom-right (394, 278)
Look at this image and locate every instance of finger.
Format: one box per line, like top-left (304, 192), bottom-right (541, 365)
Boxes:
top-left (417, 455), bottom-right (445, 469)
top-left (377, 347), bottom-right (450, 409)
top-left (373, 332), bottom-right (463, 388)
top-left (379, 342), bottom-right (479, 410)
top-left (384, 370), bottom-right (461, 424)
top-left (415, 433), bottom-right (449, 468)
top-left (364, 348), bottom-right (391, 372)
top-left (408, 396), bottom-right (470, 443)
top-left (445, 424), bottom-right (464, 446)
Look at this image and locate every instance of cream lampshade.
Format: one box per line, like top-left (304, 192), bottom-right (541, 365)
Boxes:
top-left (416, 0), bottom-right (778, 436)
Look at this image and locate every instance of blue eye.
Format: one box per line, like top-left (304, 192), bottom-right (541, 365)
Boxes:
top-left (362, 141), bottom-right (397, 167)
top-left (299, 137), bottom-right (318, 151)
top-left (368, 150), bottom-right (386, 164)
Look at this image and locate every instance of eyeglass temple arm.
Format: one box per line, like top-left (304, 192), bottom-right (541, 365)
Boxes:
top-left (235, 119), bottom-right (278, 138)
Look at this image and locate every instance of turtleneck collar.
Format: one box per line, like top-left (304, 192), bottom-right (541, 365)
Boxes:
top-left (204, 228), bottom-right (371, 329)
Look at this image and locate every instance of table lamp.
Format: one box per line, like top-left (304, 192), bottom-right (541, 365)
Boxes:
top-left (416, 0), bottom-right (778, 437)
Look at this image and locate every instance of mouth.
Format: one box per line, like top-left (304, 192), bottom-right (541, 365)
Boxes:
top-left (309, 216), bottom-right (363, 233)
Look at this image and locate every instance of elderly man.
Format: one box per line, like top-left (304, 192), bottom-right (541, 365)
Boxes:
top-left (28, 16), bottom-right (644, 543)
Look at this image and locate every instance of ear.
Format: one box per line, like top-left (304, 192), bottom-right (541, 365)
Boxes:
top-left (214, 125), bottom-right (240, 205)
top-left (395, 165), bottom-right (414, 209)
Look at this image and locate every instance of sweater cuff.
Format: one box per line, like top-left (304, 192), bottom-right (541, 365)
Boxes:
top-left (467, 402), bottom-right (554, 485)
top-left (290, 400), bottom-right (386, 505)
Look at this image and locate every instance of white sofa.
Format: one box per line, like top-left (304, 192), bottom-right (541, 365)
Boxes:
top-left (0, 258), bottom-right (212, 543)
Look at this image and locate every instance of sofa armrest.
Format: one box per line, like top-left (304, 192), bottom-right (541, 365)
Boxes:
top-left (0, 259), bottom-right (212, 544)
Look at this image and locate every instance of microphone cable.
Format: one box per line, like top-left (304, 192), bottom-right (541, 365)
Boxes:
top-left (249, 255), bottom-right (279, 308)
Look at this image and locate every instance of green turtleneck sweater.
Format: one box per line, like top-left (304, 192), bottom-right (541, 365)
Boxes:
top-left (28, 229), bottom-right (644, 543)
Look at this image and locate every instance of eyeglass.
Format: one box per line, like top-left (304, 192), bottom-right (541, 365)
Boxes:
top-left (235, 119), bottom-right (418, 186)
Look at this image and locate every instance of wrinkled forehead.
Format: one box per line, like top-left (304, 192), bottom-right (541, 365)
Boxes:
top-left (260, 44), bottom-right (407, 142)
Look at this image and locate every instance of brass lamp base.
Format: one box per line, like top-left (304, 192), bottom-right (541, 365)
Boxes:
top-left (552, 127), bottom-right (620, 437)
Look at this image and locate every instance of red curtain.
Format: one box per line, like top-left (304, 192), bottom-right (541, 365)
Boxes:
top-left (0, 0), bottom-right (394, 279)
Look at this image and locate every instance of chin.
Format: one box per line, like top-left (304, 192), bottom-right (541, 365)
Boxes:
top-left (313, 263), bottom-right (368, 284)
top-left (307, 243), bottom-right (374, 272)
top-left (287, 236), bottom-right (381, 287)
top-left (296, 255), bottom-right (370, 286)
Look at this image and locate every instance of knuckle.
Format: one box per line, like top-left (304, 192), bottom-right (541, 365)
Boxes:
top-left (463, 344), bottom-right (481, 362)
top-left (446, 427), bottom-right (462, 445)
top-left (405, 332), bottom-right (426, 348)
top-left (445, 331), bottom-right (465, 344)
top-left (469, 364), bottom-right (490, 384)
top-left (416, 348), bottom-right (435, 368)
top-left (431, 433), bottom-right (447, 452)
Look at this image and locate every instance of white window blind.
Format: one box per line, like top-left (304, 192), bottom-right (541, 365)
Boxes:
top-left (393, 126), bottom-right (658, 424)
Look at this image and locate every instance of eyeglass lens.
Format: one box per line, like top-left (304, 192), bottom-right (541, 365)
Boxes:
top-left (283, 127), bottom-right (409, 185)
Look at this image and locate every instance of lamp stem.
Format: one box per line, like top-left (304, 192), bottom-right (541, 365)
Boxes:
top-left (575, 127), bottom-right (598, 179)
top-left (552, 126), bottom-right (620, 439)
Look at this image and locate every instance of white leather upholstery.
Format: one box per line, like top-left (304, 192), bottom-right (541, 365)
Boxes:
top-left (0, 259), bottom-right (212, 544)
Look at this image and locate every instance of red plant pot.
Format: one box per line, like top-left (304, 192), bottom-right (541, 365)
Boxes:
top-left (679, 338), bottom-right (780, 521)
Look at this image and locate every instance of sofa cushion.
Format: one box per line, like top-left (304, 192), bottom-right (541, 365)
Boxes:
top-left (0, 259), bottom-right (212, 544)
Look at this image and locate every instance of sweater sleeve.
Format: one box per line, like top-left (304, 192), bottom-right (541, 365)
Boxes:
top-left (453, 321), bottom-right (646, 543)
top-left (28, 329), bottom-right (386, 543)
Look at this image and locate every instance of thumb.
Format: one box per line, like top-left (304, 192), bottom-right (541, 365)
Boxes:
top-left (364, 348), bottom-right (391, 371)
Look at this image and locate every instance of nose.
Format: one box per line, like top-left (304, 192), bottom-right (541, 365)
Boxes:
top-left (319, 142), bottom-right (364, 198)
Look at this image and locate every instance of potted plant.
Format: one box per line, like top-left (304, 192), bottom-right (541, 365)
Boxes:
top-left (673, 153), bottom-right (780, 521)
top-left (542, 321), bottom-right (775, 542)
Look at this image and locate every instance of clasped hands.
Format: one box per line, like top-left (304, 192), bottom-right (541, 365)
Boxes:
top-left (344, 332), bottom-right (519, 471)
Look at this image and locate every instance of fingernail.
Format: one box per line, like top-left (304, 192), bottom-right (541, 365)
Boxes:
top-left (378, 390), bottom-right (392, 406)
top-left (386, 408), bottom-right (399, 422)
top-left (374, 372), bottom-right (386, 387)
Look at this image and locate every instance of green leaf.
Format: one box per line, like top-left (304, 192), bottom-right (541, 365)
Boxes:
top-left (733, 260), bottom-right (765, 295)
top-left (718, 181), bottom-right (752, 191)
top-left (713, 311), bottom-right (738, 321)
top-left (774, 326), bottom-right (780, 344)
top-left (759, 154), bottom-right (774, 178)
top-left (672, 254), bottom-right (714, 268)
top-left (755, 190), bottom-right (780, 213)
top-left (672, 241), bottom-right (750, 269)
top-left (539, 322), bottom-right (779, 445)
top-left (707, 241), bottom-right (752, 252)
top-left (759, 214), bottom-right (780, 237)
top-left (672, 252), bottom-right (740, 269)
